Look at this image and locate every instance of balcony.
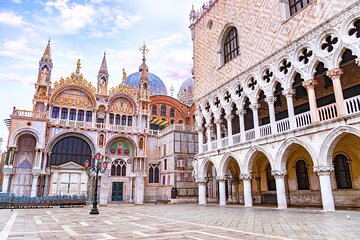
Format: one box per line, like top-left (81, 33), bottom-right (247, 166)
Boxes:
top-left (200, 95), bottom-right (360, 153)
top-left (12, 109), bottom-right (48, 120)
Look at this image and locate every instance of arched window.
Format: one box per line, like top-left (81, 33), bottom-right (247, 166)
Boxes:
top-left (52, 107), bottom-right (60, 118)
top-left (69, 109), bottom-right (76, 120)
top-left (77, 110), bottom-right (84, 121)
top-left (111, 159), bottom-right (127, 177)
top-left (296, 160), bottom-right (309, 190)
top-left (170, 108), bottom-right (175, 118)
top-left (85, 111), bottom-right (92, 122)
top-left (121, 115), bottom-right (126, 125)
top-left (161, 105), bottom-right (166, 116)
top-left (61, 108), bottom-right (68, 119)
top-left (334, 154), bottom-right (352, 189)
top-left (152, 105), bottom-right (157, 115)
top-left (149, 164), bottom-right (160, 183)
top-left (109, 113), bottom-right (114, 124)
top-left (266, 165), bottom-right (276, 191)
top-left (128, 116), bottom-right (132, 126)
top-left (50, 136), bottom-right (92, 166)
top-left (115, 114), bottom-right (120, 125)
top-left (224, 27), bottom-right (239, 64)
top-left (289, 0), bottom-right (311, 17)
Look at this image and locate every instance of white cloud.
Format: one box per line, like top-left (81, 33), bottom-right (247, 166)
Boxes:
top-left (3, 39), bottom-right (30, 51)
top-left (0, 72), bottom-right (34, 86)
top-left (115, 12), bottom-right (143, 30)
top-left (11, 0), bottom-right (22, 3)
top-left (0, 11), bottom-right (24, 27)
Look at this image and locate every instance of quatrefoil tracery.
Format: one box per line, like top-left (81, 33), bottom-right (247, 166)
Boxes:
top-left (321, 35), bottom-right (338, 53)
top-left (247, 78), bottom-right (257, 91)
top-left (262, 69), bottom-right (274, 83)
top-left (224, 91), bottom-right (231, 103)
top-left (298, 48), bottom-right (313, 65)
top-left (214, 97), bottom-right (220, 108)
top-left (235, 84), bottom-right (243, 97)
top-left (279, 59), bottom-right (291, 75)
top-left (349, 19), bottom-right (360, 38)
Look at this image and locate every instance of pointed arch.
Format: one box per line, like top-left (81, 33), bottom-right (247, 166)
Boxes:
top-left (243, 146), bottom-right (274, 173)
top-left (198, 158), bottom-right (218, 178)
top-left (218, 152), bottom-right (242, 177)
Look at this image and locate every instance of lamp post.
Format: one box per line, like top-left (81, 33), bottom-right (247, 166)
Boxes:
top-left (84, 153), bottom-right (108, 215)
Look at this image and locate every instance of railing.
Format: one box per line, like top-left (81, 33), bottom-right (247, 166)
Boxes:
top-left (245, 129), bottom-right (255, 141)
top-left (295, 111), bottom-right (311, 128)
top-left (12, 110), bottom-right (48, 119)
top-left (318, 103), bottom-right (338, 122)
top-left (149, 129), bottom-right (159, 135)
top-left (233, 133), bottom-right (241, 144)
top-left (211, 141), bottom-right (217, 150)
top-left (346, 96), bottom-right (360, 114)
top-left (221, 137), bottom-right (228, 148)
top-left (259, 124), bottom-right (271, 137)
top-left (203, 144), bottom-right (208, 152)
top-left (276, 118), bottom-right (290, 133)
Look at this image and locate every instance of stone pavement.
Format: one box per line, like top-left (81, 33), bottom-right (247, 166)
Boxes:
top-left (1, 204), bottom-right (360, 240)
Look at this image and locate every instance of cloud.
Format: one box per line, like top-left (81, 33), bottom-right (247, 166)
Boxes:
top-left (0, 72), bottom-right (34, 86)
top-left (114, 12), bottom-right (143, 30)
top-left (11, 0), bottom-right (22, 3)
top-left (0, 11), bottom-right (25, 27)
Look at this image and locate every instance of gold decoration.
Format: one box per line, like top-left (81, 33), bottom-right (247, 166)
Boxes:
top-left (109, 83), bottom-right (137, 97)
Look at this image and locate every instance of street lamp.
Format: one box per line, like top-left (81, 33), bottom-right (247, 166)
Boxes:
top-left (84, 153), bottom-right (108, 215)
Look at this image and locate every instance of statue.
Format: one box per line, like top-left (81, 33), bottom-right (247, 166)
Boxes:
top-left (98, 134), bottom-right (104, 148)
top-left (76, 59), bottom-right (81, 74)
top-left (40, 68), bottom-right (48, 83)
top-left (122, 68), bottom-right (127, 83)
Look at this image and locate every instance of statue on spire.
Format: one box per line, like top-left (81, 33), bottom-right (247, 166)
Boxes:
top-left (76, 59), bottom-right (81, 74)
top-left (139, 41), bottom-right (149, 60)
top-left (122, 68), bottom-right (127, 84)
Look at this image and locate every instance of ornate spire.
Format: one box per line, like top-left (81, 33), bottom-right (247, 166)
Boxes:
top-left (76, 59), bottom-right (81, 74)
top-left (170, 85), bottom-right (175, 97)
top-left (41, 38), bottom-right (52, 62)
top-left (98, 52), bottom-right (108, 76)
top-left (97, 53), bottom-right (109, 95)
top-left (139, 41), bottom-right (149, 72)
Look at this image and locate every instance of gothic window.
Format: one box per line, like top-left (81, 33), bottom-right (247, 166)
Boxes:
top-left (170, 108), bottom-right (175, 118)
top-left (50, 136), bottom-right (91, 166)
top-left (121, 115), bottom-right (126, 125)
top-left (52, 107), bottom-right (60, 118)
top-left (292, 73), bottom-right (307, 100)
top-left (296, 160), bottom-right (309, 190)
top-left (149, 164), bottom-right (160, 183)
top-left (115, 114), bottom-right (120, 125)
top-left (224, 27), bottom-right (239, 64)
top-left (152, 105), bottom-right (157, 115)
top-left (61, 108), bottom-right (68, 119)
top-left (69, 109), bottom-right (76, 120)
top-left (161, 105), bottom-right (166, 116)
top-left (77, 110), bottom-right (84, 121)
top-left (170, 119), bottom-right (175, 124)
top-left (111, 159), bottom-right (127, 177)
top-left (128, 116), bottom-right (132, 126)
top-left (334, 154), bottom-right (352, 189)
top-left (164, 158), bottom-right (167, 170)
top-left (274, 82), bottom-right (284, 107)
top-left (85, 111), bottom-right (92, 122)
top-left (109, 113), bottom-right (114, 124)
top-left (266, 165), bottom-right (276, 191)
top-left (289, 0), bottom-right (311, 16)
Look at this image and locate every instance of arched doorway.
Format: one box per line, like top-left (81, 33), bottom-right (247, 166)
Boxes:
top-left (11, 134), bottom-right (37, 196)
top-left (220, 156), bottom-right (241, 205)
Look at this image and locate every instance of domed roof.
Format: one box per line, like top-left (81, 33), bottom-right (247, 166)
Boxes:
top-left (125, 71), bottom-right (168, 96)
top-left (177, 77), bottom-right (194, 106)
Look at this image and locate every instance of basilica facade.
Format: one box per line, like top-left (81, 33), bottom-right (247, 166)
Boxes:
top-left (1, 42), bottom-right (197, 204)
top-left (191, 0), bottom-right (360, 211)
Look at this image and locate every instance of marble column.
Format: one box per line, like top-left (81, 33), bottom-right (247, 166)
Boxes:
top-left (1, 172), bottom-right (11, 193)
top-left (237, 110), bottom-right (246, 142)
top-left (302, 79), bottom-right (319, 122)
top-left (272, 170), bottom-right (287, 209)
top-left (241, 173), bottom-right (253, 207)
top-left (198, 178), bottom-right (207, 205)
top-left (217, 176), bottom-right (227, 206)
top-left (206, 123), bottom-right (212, 145)
top-left (250, 104), bottom-right (260, 138)
top-left (265, 96), bottom-right (277, 134)
top-left (225, 114), bottom-right (233, 145)
top-left (314, 166), bottom-right (335, 212)
top-left (327, 68), bottom-right (345, 116)
top-left (31, 174), bottom-right (40, 197)
top-left (197, 128), bottom-right (204, 154)
top-left (231, 180), bottom-right (239, 203)
top-left (282, 88), bottom-right (296, 129)
top-left (216, 120), bottom-right (221, 148)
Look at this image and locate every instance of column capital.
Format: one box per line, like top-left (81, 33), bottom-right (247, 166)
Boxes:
top-left (240, 173), bottom-right (252, 180)
top-left (196, 177), bottom-right (207, 184)
top-left (236, 109), bottom-right (246, 116)
top-left (326, 68), bottom-right (343, 80)
top-left (265, 96), bottom-right (277, 104)
top-left (32, 168), bottom-right (41, 176)
top-left (197, 127), bottom-right (204, 132)
top-left (302, 79), bottom-right (318, 89)
top-left (271, 170), bottom-right (287, 178)
top-left (250, 103), bottom-right (260, 111)
top-left (225, 114), bottom-right (233, 121)
top-left (282, 88), bottom-right (294, 97)
top-left (216, 176), bottom-right (227, 181)
top-left (314, 165), bottom-right (334, 176)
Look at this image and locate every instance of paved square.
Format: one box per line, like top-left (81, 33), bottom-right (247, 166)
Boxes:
top-left (1, 204), bottom-right (360, 239)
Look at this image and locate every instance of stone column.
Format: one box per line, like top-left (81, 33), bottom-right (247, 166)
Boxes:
top-left (231, 180), bottom-right (239, 203)
top-left (206, 123), bottom-right (212, 145)
top-left (216, 120), bottom-right (221, 147)
top-left (217, 176), bottom-right (227, 206)
top-left (282, 88), bottom-right (296, 129)
top-left (327, 68), bottom-right (345, 116)
top-left (227, 179), bottom-right (233, 202)
top-left (314, 166), bottom-right (335, 212)
top-left (92, 110), bottom-right (96, 127)
top-left (31, 173), bottom-right (40, 197)
top-left (241, 174), bottom-right (253, 207)
top-left (1, 171), bottom-right (11, 193)
top-left (265, 96), bottom-right (277, 134)
top-left (198, 178), bottom-right (207, 205)
top-left (250, 104), bottom-right (260, 138)
top-left (272, 170), bottom-right (288, 209)
top-left (37, 149), bottom-right (43, 169)
top-left (42, 152), bottom-right (48, 171)
top-left (302, 79), bottom-right (319, 122)
top-left (197, 128), bottom-right (204, 154)
top-left (237, 110), bottom-right (246, 142)
top-left (225, 114), bottom-right (233, 145)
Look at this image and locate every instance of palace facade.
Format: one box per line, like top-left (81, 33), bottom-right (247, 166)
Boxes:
top-left (1, 42), bottom-right (197, 204)
top-left (191, 0), bottom-right (360, 211)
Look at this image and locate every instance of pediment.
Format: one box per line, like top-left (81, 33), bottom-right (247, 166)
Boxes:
top-left (56, 161), bottom-right (84, 170)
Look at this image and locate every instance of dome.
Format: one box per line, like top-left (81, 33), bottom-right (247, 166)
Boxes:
top-left (125, 71), bottom-right (168, 96)
top-left (177, 77), bottom-right (194, 106)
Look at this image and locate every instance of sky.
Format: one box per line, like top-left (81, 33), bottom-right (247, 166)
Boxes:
top-left (0, 0), bottom-right (202, 150)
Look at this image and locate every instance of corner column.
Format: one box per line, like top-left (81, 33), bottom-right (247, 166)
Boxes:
top-left (197, 128), bottom-right (204, 154)
top-left (197, 178), bottom-right (207, 205)
top-left (302, 79), bottom-right (319, 122)
top-left (314, 166), bottom-right (335, 212)
top-left (272, 170), bottom-right (287, 209)
top-left (240, 173), bottom-right (253, 207)
top-left (327, 68), bottom-right (345, 116)
top-left (217, 176), bottom-right (227, 206)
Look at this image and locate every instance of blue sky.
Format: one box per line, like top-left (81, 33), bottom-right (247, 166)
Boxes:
top-left (0, 0), bottom-right (201, 150)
